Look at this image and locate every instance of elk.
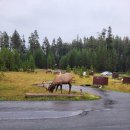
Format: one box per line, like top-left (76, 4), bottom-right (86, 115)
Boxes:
top-left (48, 73), bottom-right (73, 94)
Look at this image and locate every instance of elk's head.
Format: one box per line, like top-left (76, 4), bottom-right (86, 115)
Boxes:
top-left (48, 83), bottom-right (55, 93)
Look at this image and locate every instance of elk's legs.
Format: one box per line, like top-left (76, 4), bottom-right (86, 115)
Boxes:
top-left (60, 84), bottom-right (62, 94)
top-left (55, 85), bottom-right (59, 92)
top-left (68, 83), bottom-right (72, 94)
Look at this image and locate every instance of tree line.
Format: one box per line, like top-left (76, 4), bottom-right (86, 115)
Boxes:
top-left (0, 26), bottom-right (130, 72)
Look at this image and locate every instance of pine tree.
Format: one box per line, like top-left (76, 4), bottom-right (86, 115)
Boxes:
top-left (11, 30), bottom-right (22, 51)
top-left (47, 53), bottom-right (52, 68)
top-left (21, 35), bottom-right (26, 53)
top-left (47, 52), bottom-right (55, 68)
top-left (56, 37), bottom-right (63, 65)
top-left (0, 32), bottom-right (9, 49)
top-left (0, 48), bottom-right (15, 71)
top-left (29, 55), bottom-right (35, 72)
top-left (42, 37), bottom-right (50, 56)
top-left (106, 26), bottom-right (112, 50)
top-left (34, 48), bottom-right (45, 68)
top-left (29, 30), bottom-right (40, 54)
top-left (13, 50), bottom-right (21, 71)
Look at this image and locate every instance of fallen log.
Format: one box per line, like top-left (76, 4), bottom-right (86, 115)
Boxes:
top-left (25, 93), bottom-right (83, 98)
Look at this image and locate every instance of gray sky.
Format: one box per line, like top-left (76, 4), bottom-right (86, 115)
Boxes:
top-left (0, 0), bottom-right (130, 43)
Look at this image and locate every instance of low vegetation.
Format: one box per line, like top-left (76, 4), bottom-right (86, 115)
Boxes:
top-left (0, 70), bottom-right (100, 101)
top-left (75, 73), bottom-right (130, 93)
top-left (105, 77), bottom-right (130, 93)
top-left (0, 70), bottom-right (130, 101)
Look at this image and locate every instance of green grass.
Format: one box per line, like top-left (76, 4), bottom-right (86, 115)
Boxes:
top-left (25, 93), bottom-right (100, 101)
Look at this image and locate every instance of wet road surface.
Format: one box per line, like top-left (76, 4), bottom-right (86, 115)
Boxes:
top-left (0, 86), bottom-right (130, 130)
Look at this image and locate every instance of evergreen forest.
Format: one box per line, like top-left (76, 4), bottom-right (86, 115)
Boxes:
top-left (0, 26), bottom-right (130, 72)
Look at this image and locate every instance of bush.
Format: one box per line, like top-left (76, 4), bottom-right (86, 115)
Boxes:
top-left (127, 70), bottom-right (130, 76)
top-left (22, 55), bottom-right (35, 72)
top-left (66, 65), bottom-right (71, 72)
top-left (72, 66), bottom-right (84, 77)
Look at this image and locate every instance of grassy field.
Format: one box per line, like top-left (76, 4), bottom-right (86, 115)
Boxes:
top-left (75, 74), bottom-right (130, 93)
top-left (104, 76), bottom-right (130, 93)
top-left (0, 70), bottom-right (100, 101)
top-left (0, 70), bottom-right (130, 101)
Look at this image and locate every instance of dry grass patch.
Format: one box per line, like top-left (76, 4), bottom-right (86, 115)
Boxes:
top-left (73, 74), bottom-right (93, 85)
top-left (0, 70), bottom-right (100, 100)
top-left (75, 74), bottom-right (130, 93)
top-left (106, 76), bottom-right (130, 93)
top-left (0, 70), bottom-right (55, 100)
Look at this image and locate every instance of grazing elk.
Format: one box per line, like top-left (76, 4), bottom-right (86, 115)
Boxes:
top-left (48, 73), bottom-right (73, 94)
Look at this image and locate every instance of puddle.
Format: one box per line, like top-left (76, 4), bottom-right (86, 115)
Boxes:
top-left (94, 89), bottom-right (117, 109)
top-left (103, 99), bottom-right (116, 109)
top-left (79, 110), bottom-right (89, 116)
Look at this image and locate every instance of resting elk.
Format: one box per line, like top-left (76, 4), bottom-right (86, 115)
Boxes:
top-left (48, 73), bottom-right (73, 94)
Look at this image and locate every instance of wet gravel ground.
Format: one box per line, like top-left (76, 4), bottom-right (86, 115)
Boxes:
top-left (0, 86), bottom-right (130, 130)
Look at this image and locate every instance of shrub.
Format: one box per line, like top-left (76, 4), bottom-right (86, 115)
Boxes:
top-left (66, 65), bottom-right (71, 72)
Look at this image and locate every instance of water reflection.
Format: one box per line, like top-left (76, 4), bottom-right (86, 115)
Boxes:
top-left (103, 99), bottom-right (116, 108)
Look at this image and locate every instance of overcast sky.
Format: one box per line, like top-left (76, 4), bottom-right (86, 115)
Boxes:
top-left (0, 0), bottom-right (130, 43)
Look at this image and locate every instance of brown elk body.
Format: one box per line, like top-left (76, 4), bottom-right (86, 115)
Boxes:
top-left (48, 73), bottom-right (73, 94)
